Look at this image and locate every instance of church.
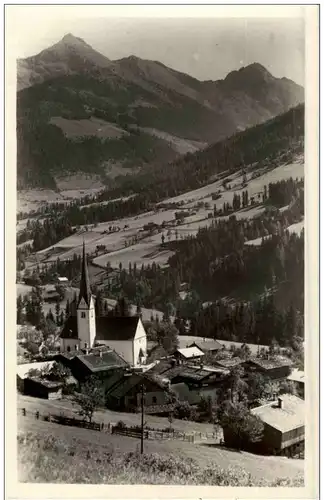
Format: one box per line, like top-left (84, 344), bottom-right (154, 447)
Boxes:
top-left (60, 243), bottom-right (147, 367)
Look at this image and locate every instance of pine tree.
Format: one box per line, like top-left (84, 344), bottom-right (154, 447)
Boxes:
top-left (55, 300), bottom-right (60, 326)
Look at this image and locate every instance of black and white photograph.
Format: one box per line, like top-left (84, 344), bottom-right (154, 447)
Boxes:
top-left (5, 3), bottom-right (319, 496)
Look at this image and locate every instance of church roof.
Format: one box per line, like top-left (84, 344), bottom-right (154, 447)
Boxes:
top-left (95, 316), bottom-right (140, 341)
top-left (78, 241), bottom-right (92, 307)
top-left (60, 315), bottom-right (140, 341)
top-left (60, 316), bottom-right (78, 339)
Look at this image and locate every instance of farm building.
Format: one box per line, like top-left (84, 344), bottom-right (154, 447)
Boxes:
top-left (57, 276), bottom-right (70, 286)
top-left (146, 360), bottom-right (229, 400)
top-left (213, 357), bottom-right (245, 370)
top-left (60, 243), bottom-right (147, 366)
top-left (17, 361), bottom-right (55, 393)
top-left (17, 360), bottom-right (78, 397)
top-left (106, 372), bottom-right (172, 413)
top-left (243, 357), bottom-right (293, 381)
top-left (287, 369), bottom-right (305, 398)
top-left (66, 347), bottom-right (129, 382)
top-left (23, 377), bottom-right (63, 400)
top-left (251, 394), bottom-right (305, 456)
top-left (174, 346), bottom-right (204, 362)
top-left (189, 339), bottom-right (223, 354)
top-left (43, 288), bottom-right (61, 303)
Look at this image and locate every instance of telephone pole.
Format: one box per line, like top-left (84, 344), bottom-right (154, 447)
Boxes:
top-left (140, 383), bottom-right (145, 454)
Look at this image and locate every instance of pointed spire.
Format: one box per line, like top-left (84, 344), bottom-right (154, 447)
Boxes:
top-left (78, 241), bottom-right (92, 307)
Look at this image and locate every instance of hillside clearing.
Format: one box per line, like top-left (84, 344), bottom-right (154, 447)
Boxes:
top-left (50, 116), bottom-right (127, 139)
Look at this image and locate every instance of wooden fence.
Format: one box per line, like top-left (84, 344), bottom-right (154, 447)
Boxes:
top-left (19, 407), bottom-right (222, 443)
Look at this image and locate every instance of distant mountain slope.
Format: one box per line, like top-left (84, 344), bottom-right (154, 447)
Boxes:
top-left (17, 34), bottom-right (304, 189)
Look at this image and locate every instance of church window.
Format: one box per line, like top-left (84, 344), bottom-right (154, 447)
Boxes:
top-left (81, 312), bottom-right (86, 318)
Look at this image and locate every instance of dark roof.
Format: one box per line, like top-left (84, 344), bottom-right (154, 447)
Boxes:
top-left (214, 357), bottom-right (244, 368)
top-left (190, 340), bottom-right (223, 352)
top-left (28, 377), bottom-right (63, 389)
top-left (78, 242), bottom-right (92, 307)
top-left (60, 316), bottom-right (78, 339)
top-left (247, 356), bottom-right (293, 370)
top-left (108, 372), bottom-right (168, 399)
top-left (60, 315), bottom-right (140, 341)
top-left (74, 349), bottom-right (128, 372)
top-left (146, 345), bottom-right (169, 363)
top-left (95, 316), bottom-right (140, 341)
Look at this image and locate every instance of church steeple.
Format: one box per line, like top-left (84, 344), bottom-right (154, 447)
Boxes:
top-left (78, 241), bottom-right (92, 307)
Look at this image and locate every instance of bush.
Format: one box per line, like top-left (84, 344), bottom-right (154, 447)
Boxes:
top-left (115, 420), bottom-right (126, 429)
top-left (217, 401), bottom-right (264, 451)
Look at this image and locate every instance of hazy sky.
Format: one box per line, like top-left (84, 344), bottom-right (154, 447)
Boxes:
top-left (7, 5), bottom-right (305, 85)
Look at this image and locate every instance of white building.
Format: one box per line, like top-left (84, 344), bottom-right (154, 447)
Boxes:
top-left (60, 243), bottom-right (147, 367)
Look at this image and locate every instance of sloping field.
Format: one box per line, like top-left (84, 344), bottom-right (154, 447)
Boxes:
top-left (50, 116), bottom-right (127, 139)
top-left (140, 127), bottom-right (206, 155)
top-left (93, 242), bottom-right (174, 269)
top-left (161, 162), bottom-right (304, 209)
top-left (17, 406), bottom-right (303, 483)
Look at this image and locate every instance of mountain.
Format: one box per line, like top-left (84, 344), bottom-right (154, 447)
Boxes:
top-left (17, 34), bottom-right (304, 189)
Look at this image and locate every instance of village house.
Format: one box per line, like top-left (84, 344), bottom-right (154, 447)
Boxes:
top-left (57, 347), bottom-right (129, 383)
top-left (174, 346), bottom-right (204, 362)
top-left (57, 276), bottom-right (70, 286)
top-left (146, 359), bottom-right (229, 403)
top-left (59, 243), bottom-right (147, 366)
top-left (213, 356), bottom-right (244, 370)
top-left (106, 372), bottom-right (173, 414)
top-left (17, 360), bottom-right (77, 399)
top-left (251, 394), bottom-right (305, 456)
top-left (23, 377), bottom-right (63, 400)
top-left (287, 368), bottom-right (305, 398)
top-left (189, 339), bottom-right (223, 355)
top-left (243, 356), bottom-right (293, 381)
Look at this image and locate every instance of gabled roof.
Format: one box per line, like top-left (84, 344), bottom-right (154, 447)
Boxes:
top-left (95, 316), bottom-right (140, 341)
top-left (251, 394), bottom-right (304, 433)
top-left (60, 316), bottom-right (78, 339)
top-left (189, 340), bottom-right (223, 352)
top-left (28, 377), bottom-right (63, 389)
top-left (214, 357), bottom-right (244, 368)
top-left (60, 315), bottom-right (141, 341)
top-left (74, 349), bottom-right (128, 373)
top-left (176, 347), bottom-right (204, 359)
top-left (108, 371), bottom-right (168, 399)
top-left (247, 356), bottom-right (293, 370)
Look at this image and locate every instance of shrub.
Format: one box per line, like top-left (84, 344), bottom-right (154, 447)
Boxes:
top-left (217, 401), bottom-right (264, 450)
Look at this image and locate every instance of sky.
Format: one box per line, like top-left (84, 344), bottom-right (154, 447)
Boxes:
top-left (6, 5), bottom-right (305, 85)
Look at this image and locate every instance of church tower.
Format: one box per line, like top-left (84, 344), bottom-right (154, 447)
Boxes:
top-left (77, 242), bottom-right (96, 349)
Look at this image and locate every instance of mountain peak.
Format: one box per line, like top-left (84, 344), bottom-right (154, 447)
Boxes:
top-left (60, 33), bottom-right (89, 47)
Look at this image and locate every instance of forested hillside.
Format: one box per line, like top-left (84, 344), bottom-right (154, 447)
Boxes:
top-left (17, 34), bottom-right (303, 189)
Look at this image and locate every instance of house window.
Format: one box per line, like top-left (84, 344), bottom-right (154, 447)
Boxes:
top-left (67, 346), bottom-right (71, 352)
top-left (152, 396), bottom-right (157, 404)
top-left (81, 312), bottom-right (86, 318)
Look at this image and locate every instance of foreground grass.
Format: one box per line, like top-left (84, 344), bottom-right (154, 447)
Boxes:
top-left (18, 432), bottom-right (304, 486)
